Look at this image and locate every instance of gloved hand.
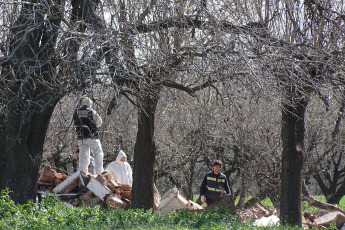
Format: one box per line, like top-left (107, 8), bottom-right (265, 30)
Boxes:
top-left (201, 195), bottom-right (206, 203)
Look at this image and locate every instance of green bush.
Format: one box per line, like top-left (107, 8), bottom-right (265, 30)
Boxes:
top-left (0, 190), bottom-right (303, 230)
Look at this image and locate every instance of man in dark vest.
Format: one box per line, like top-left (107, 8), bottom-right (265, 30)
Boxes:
top-left (200, 160), bottom-right (230, 205)
top-left (73, 96), bottom-right (104, 175)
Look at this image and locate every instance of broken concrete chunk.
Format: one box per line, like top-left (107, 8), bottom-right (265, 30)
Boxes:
top-left (87, 177), bottom-right (110, 201)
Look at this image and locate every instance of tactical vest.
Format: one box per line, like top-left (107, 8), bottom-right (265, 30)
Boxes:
top-left (73, 106), bottom-right (99, 139)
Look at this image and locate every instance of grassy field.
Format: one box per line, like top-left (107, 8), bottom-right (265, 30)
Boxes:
top-left (0, 190), bottom-right (333, 230)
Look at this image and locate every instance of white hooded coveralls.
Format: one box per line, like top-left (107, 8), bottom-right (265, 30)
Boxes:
top-left (106, 150), bottom-right (133, 186)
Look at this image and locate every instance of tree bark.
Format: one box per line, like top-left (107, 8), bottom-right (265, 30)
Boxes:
top-left (0, 93), bottom-right (62, 203)
top-left (0, 0), bottom-right (64, 203)
top-left (132, 85), bottom-right (161, 210)
top-left (280, 99), bottom-right (307, 226)
top-left (0, 108), bottom-right (6, 178)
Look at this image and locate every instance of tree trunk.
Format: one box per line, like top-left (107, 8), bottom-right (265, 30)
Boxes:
top-left (0, 109), bottom-right (6, 178)
top-left (0, 0), bottom-right (64, 203)
top-left (280, 100), bottom-right (307, 226)
top-left (132, 86), bottom-right (161, 210)
top-left (0, 93), bottom-right (62, 203)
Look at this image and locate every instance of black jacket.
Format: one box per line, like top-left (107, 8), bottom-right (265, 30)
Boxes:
top-left (200, 171), bottom-right (230, 204)
top-left (73, 106), bottom-right (99, 139)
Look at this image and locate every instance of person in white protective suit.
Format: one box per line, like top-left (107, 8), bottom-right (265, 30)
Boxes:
top-left (106, 150), bottom-right (133, 186)
top-left (74, 148), bottom-right (96, 175)
top-left (73, 96), bottom-right (104, 175)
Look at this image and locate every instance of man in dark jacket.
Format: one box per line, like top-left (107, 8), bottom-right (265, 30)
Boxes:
top-left (73, 96), bottom-right (104, 175)
top-left (200, 160), bottom-right (230, 205)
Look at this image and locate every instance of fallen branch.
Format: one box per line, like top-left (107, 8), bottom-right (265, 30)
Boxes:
top-left (302, 180), bottom-right (345, 215)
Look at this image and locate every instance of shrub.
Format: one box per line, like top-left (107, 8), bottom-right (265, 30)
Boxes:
top-left (0, 190), bottom-right (303, 230)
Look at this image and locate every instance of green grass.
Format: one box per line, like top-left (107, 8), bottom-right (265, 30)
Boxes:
top-left (0, 190), bottom-right (303, 230)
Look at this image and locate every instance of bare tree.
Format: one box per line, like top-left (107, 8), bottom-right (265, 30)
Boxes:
top-left (305, 94), bottom-right (345, 204)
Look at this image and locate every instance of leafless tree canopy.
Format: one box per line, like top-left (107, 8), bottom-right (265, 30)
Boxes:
top-left (1, 0), bottom-right (345, 226)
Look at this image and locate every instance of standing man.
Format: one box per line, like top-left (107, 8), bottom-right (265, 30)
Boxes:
top-left (73, 96), bottom-right (104, 175)
top-left (106, 150), bottom-right (133, 186)
top-left (200, 160), bottom-right (230, 205)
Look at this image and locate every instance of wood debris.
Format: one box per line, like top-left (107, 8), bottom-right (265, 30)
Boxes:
top-left (36, 166), bottom-right (132, 209)
top-left (38, 167), bottom-right (345, 229)
top-left (158, 187), bottom-right (203, 215)
top-left (239, 203), bottom-right (277, 221)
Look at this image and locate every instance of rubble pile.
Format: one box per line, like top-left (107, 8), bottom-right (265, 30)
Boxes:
top-left (36, 169), bottom-right (201, 213)
top-left (37, 166), bottom-right (133, 209)
top-left (239, 203), bottom-right (278, 221)
top-left (238, 203), bottom-right (345, 229)
top-left (37, 167), bottom-right (68, 191)
top-left (37, 167), bottom-right (345, 229)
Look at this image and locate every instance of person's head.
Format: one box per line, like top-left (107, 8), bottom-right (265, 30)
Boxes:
top-left (80, 96), bottom-right (93, 108)
top-left (212, 160), bottom-right (222, 175)
top-left (116, 150), bottom-right (127, 164)
top-left (76, 148), bottom-right (80, 158)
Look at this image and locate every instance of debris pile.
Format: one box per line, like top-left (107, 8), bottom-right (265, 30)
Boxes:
top-left (37, 167), bottom-right (345, 229)
top-left (37, 170), bottom-right (202, 214)
top-left (238, 202), bottom-right (345, 229)
top-left (37, 167), bottom-right (68, 191)
top-left (239, 204), bottom-right (278, 221)
top-left (37, 166), bottom-right (134, 209)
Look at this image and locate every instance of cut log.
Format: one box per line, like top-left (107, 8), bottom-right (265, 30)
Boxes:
top-left (302, 180), bottom-right (345, 215)
top-left (87, 177), bottom-right (110, 201)
top-left (302, 196), bottom-right (345, 215)
top-left (159, 187), bottom-right (188, 216)
top-left (314, 211), bottom-right (345, 229)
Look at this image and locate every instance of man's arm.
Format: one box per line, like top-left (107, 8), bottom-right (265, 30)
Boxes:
top-left (91, 109), bottom-right (102, 127)
top-left (224, 177), bottom-right (230, 194)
